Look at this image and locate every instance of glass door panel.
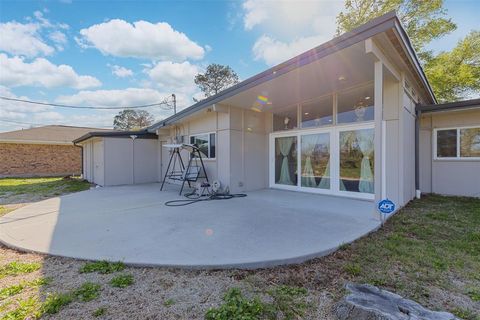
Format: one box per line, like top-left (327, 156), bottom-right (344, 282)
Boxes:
top-left (274, 136), bottom-right (297, 186)
top-left (301, 133), bottom-right (330, 189)
top-left (339, 128), bottom-right (374, 193)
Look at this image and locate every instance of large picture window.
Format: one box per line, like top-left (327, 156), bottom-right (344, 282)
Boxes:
top-left (339, 128), bottom-right (375, 194)
top-left (190, 133), bottom-right (216, 159)
top-left (435, 126), bottom-right (480, 159)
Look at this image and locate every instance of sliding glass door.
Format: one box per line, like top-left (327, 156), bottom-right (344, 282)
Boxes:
top-left (274, 136), bottom-right (297, 186)
top-left (270, 124), bottom-right (374, 199)
top-left (339, 128), bottom-right (374, 194)
top-left (300, 133), bottom-right (330, 189)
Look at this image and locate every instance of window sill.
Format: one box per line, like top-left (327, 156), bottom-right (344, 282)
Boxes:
top-left (433, 158), bottom-right (480, 162)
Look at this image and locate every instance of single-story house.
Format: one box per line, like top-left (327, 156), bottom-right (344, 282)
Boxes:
top-left (74, 11), bottom-right (480, 212)
top-left (418, 99), bottom-right (480, 197)
top-left (0, 125), bottom-right (112, 178)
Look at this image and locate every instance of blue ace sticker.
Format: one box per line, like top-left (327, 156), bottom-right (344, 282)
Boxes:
top-left (378, 199), bottom-right (395, 215)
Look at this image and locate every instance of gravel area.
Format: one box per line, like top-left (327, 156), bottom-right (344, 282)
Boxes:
top-left (0, 245), bottom-right (335, 319)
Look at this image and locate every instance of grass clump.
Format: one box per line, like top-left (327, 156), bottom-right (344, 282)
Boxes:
top-left (164, 298), bottom-right (175, 307)
top-left (0, 205), bottom-right (13, 216)
top-left (41, 292), bottom-right (74, 314)
top-left (343, 263), bottom-right (362, 276)
top-left (93, 307), bottom-right (107, 317)
top-left (0, 277), bottom-right (52, 300)
top-left (110, 274), bottom-right (134, 288)
top-left (2, 297), bottom-right (41, 320)
top-left (205, 288), bottom-right (272, 320)
top-left (0, 261), bottom-right (41, 278)
top-left (267, 285), bottom-right (308, 319)
top-left (2, 281), bottom-right (100, 318)
top-left (0, 283), bottom-right (24, 300)
top-left (205, 285), bottom-right (309, 320)
top-left (466, 287), bottom-right (480, 302)
top-left (74, 282), bottom-right (101, 302)
top-left (79, 260), bottom-right (125, 274)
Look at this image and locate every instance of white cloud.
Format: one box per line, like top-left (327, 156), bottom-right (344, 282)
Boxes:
top-left (243, 0), bottom-right (269, 30)
top-left (242, 0), bottom-right (341, 35)
top-left (252, 34), bottom-right (331, 66)
top-left (56, 88), bottom-right (172, 108)
top-left (0, 11), bottom-right (69, 57)
top-left (0, 86), bottom-right (51, 114)
top-left (109, 64), bottom-right (133, 78)
top-left (145, 61), bottom-right (199, 93)
top-left (0, 54), bottom-right (101, 89)
top-left (77, 19), bottom-right (205, 61)
top-left (56, 88), bottom-right (194, 117)
top-left (0, 22), bottom-right (54, 57)
top-left (242, 0), bottom-right (342, 65)
top-left (0, 86), bottom-right (66, 133)
top-left (49, 30), bottom-right (68, 50)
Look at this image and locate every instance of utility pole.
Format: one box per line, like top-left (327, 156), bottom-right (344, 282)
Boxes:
top-left (171, 94), bottom-right (176, 114)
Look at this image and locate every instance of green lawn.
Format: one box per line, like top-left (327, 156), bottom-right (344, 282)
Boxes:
top-left (0, 177), bottom-right (91, 206)
top-left (337, 195), bottom-right (479, 314)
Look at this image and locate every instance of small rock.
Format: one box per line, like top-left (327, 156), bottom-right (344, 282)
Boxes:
top-left (335, 283), bottom-right (460, 320)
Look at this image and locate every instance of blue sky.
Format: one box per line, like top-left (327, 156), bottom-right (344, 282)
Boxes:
top-left (0, 0), bottom-right (478, 132)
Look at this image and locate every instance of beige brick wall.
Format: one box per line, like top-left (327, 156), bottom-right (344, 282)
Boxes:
top-left (0, 143), bottom-right (82, 177)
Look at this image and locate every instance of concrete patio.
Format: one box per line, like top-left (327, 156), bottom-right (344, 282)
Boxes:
top-left (0, 184), bottom-right (381, 269)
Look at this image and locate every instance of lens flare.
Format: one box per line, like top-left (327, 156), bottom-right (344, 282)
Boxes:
top-left (257, 95), bottom-right (268, 104)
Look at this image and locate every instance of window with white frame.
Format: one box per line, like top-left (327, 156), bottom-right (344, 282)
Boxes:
top-left (435, 126), bottom-right (480, 159)
top-left (190, 133), bottom-right (216, 159)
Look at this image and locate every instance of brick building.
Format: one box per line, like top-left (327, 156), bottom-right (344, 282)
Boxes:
top-left (0, 125), bottom-right (112, 178)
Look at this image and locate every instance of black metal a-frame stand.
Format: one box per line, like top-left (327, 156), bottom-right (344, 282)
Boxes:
top-left (160, 144), bottom-right (209, 195)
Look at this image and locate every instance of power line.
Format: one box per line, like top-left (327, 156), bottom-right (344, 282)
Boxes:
top-left (0, 96), bottom-right (174, 110)
top-left (0, 118), bottom-right (112, 128)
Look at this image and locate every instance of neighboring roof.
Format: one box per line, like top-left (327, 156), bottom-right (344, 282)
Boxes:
top-left (148, 11), bottom-right (435, 132)
top-left (417, 98), bottom-right (480, 114)
top-left (73, 129), bottom-right (157, 144)
top-left (0, 125), bottom-right (113, 145)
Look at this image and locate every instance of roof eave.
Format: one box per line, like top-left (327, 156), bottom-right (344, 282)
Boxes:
top-left (148, 10), bottom-right (435, 131)
top-left (417, 98), bottom-right (480, 114)
top-left (73, 129), bottom-right (153, 144)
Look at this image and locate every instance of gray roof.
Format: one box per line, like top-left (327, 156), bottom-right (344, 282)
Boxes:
top-left (148, 10), bottom-right (435, 132)
top-left (417, 98), bottom-right (480, 113)
top-left (73, 129), bottom-right (157, 144)
top-left (0, 125), bottom-right (113, 144)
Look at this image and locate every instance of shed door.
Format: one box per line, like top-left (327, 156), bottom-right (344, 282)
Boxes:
top-left (93, 141), bottom-right (104, 186)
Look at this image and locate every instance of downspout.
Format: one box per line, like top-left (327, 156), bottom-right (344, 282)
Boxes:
top-left (415, 106), bottom-right (421, 199)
